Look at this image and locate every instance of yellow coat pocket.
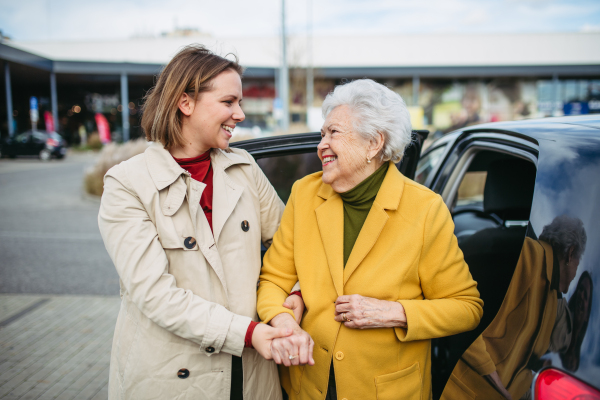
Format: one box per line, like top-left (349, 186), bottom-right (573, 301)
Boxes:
top-left (375, 362), bottom-right (421, 400)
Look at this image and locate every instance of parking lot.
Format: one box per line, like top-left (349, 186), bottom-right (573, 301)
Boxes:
top-left (0, 153), bottom-right (120, 399)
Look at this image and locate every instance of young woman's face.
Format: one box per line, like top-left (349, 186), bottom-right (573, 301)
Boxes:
top-left (183, 69), bottom-right (245, 151)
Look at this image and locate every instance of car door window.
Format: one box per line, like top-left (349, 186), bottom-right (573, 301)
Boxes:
top-left (415, 145), bottom-right (446, 185)
top-left (256, 152), bottom-right (323, 204)
top-left (433, 146), bottom-right (537, 399)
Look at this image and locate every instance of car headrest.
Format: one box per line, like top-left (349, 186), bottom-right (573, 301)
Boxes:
top-left (483, 158), bottom-right (536, 220)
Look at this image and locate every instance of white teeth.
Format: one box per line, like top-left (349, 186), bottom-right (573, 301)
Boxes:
top-left (222, 125), bottom-right (234, 133)
top-left (322, 156), bottom-right (337, 164)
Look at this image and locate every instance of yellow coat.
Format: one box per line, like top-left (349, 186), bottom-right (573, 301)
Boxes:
top-left (257, 163), bottom-right (483, 400)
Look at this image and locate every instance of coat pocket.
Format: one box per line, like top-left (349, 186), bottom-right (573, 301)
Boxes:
top-left (375, 362), bottom-right (421, 400)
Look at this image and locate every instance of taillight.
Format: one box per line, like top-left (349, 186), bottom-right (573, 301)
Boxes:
top-left (534, 368), bottom-right (600, 400)
top-left (46, 138), bottom-right (59, 147)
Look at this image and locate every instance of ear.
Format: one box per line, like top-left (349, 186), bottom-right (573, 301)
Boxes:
top-left (568, 246), bottom-right (576, 263)
top-left (368, 132), bottom-right (385, 159)
top-left (178, 93), bottom-right (194, 116)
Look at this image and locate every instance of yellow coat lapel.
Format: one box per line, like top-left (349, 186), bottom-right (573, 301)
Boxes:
top-left (315, 183), bottom-right (344, 297)
top-left (344, 162), bottom-right (405, 284)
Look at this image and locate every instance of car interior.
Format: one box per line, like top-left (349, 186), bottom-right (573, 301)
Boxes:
top-left (432, 149), bottom-right (537, 397)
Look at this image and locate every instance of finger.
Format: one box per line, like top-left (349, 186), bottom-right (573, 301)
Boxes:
top-left (287, 339), bottom-right (301, 366)
top-left (335, 304), bottom-right (351, 314)
top-left (308, 339), bottom-right (315, 365)
top-left (298, 336), bottom-right (310, 365)
top-left (281, 339), bottom-right (295, 367)
top-left (282, 301), bottom-right (292, 309)
top-left (293, 309), bottom-right (302, 325)
top-left (268, 327), bottom-right (293, 340)
top-left (335, 295), bottom-right (352, 304)
top-left (271, 340), bottom-right (286, 365)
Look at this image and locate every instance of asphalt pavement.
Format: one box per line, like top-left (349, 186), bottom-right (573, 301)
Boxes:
top-left (0, 152), bottom-right (119, 295)
top-left (0, 152), bottom-right (121, 399)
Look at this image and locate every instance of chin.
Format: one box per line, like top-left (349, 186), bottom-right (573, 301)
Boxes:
top-left (321, 171), bottom-right (335, 185)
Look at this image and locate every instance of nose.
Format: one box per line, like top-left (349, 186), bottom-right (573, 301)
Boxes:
top-left (317, 134), bottom-right (329, 152)
top-left (233, 103), bottom-right (245, 122)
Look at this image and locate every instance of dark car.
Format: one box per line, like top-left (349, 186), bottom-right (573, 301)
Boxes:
top-left (0, 130), bottom-right (67, 161)
top-left (231, 115), bottom-right (600, 400)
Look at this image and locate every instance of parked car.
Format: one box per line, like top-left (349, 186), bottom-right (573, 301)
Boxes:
top-left (0, 130), bottom-right (67, 161)
top-left (231, 115), bottom-right (600, 400)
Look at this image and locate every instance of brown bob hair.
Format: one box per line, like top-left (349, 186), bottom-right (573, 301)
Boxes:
top-left (141, 44), bottom-right (243, 149)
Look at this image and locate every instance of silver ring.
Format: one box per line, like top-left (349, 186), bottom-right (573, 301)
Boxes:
top-left (288, 355), bottom-right (298, 360)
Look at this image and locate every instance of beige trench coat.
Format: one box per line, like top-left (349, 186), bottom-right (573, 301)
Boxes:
top-left (98, 144), bottom-right (285, 400)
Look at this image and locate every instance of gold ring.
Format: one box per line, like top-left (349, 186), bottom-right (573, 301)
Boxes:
top-left (289, 355), bottom-right (298, 360)
top-left (342, 312), bottom-right (348, 322)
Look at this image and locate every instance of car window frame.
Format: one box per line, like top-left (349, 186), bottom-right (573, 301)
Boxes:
top-left (430, 131), bottom-right (539, 197)
top-left (440, 142), bottom-right (538, 211)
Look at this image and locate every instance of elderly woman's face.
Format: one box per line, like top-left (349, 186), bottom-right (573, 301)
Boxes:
top-left (318, 105), bottom-right (378, 192)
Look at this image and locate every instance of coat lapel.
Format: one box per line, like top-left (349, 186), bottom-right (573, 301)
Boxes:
top-left (344, 162), bottom-right (405, 285)
top-left (315, 184), bottom-right (344, 297)
top-left (211, 149), bottom-right (251, 244)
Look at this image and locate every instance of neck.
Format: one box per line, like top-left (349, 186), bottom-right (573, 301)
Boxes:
top-left (169, 126), bottom-right (210, 158)
top-left (331, 159), bottom-right (386, 193)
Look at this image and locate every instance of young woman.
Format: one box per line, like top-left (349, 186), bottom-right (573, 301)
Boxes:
top-left (98, 45), bottom-right (302, 400)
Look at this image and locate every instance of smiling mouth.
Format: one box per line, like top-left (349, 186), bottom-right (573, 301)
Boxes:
top-left (322, 155), bottom-right (337, 166)
top-left (221, 125), bottom-right (234, 135)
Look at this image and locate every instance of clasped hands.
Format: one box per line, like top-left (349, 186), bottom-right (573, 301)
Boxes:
top-left (253, 294), bottom-right (407, 366)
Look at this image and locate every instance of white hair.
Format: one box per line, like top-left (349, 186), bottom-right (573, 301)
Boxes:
top-left (321, 79), bottom-right (412, 163)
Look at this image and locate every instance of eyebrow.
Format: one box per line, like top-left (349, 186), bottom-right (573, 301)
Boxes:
top-left (321, 123), bottom-right (341, 133)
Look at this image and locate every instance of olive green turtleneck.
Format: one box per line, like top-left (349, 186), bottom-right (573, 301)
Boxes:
top-left (339, 162), bottom-right (389, 267)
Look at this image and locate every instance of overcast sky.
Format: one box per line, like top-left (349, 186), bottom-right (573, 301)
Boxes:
top-left (1, 0), bottom-right (599, 42)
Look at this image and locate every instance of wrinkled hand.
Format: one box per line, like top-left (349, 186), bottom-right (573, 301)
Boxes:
top-left (282, 294), bottom-right (304, 325)
top-left (334, 294), bottom-right (407, 329)
top-left (269, 313), bottom-right (315, 366)
top-left (251, 324), bottom-right (293, 361)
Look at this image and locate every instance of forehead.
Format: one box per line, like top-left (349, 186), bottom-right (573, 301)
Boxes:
top-left (209, 69), bottom-right (242, 92)
top-left (324, 105), bottom-right (354, 127)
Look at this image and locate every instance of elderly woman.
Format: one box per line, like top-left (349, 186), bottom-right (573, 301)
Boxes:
top-left (256, 79), bottom-right (483, 400)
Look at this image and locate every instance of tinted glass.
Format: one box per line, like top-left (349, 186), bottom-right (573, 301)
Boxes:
top-left (415, 145), bottom-right (446, 185)
top-left (256, 152), bottom-right (323, 203)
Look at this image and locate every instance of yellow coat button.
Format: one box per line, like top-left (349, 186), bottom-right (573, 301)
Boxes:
top-left (335, 351), bottom-right (344, 360)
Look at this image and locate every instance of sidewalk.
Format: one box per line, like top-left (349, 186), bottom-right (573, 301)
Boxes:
top-left (0, 295), bottom-right (120, 400)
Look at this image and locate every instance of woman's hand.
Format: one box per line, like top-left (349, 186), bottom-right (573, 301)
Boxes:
top-left (269, 313), bottom-right (315, 366)
top-left (334, 294), bottom-right (407, 329)
top-left (282, 294), bottom-right (304, 325)
top-left (251, 324), bottom-right (293, 361)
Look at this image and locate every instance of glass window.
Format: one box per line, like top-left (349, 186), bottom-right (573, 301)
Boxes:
top-left (414, 145), bottom-right (446, 185)
top-left (256, 152), bottom-right (322, 203)
top-left (456, 171), bottom-right (487, 207)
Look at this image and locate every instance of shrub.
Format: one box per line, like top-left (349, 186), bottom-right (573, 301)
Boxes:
top-left (87, 133), bottom-right (103, 150)
top-left (84, 139), bottom-right (149, 196)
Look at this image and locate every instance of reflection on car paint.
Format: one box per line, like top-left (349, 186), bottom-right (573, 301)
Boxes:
top-left (441, 130), bottom-right (600, 399)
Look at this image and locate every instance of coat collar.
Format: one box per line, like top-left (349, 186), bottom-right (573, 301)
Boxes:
top-left (145, 143), bottom-right (251, 191)
top-left (316, 162), bottom-right (405, 295)
top-left (316, 161), bottom-right (404, 210)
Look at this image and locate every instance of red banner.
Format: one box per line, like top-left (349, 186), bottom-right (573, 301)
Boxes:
top-left (95, 113), bottom-right (111, 144)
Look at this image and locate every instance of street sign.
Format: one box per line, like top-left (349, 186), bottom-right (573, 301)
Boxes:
top-left (30, 96), bottom-right (39, 124)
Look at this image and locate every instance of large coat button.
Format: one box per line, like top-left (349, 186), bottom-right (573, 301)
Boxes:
top-left (206, 346), bottom-right (215, 353)
top-left (241, 220), bottom-right (250, 232)
top-left (177, 368), bottom-right (190, 379)
top-left (184, 237), bottom-right (196, 249)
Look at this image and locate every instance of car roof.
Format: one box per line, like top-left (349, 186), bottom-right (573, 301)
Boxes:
top-left (456, 115), bottom-right (600, 140)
